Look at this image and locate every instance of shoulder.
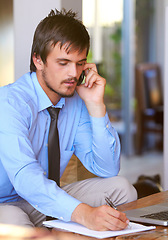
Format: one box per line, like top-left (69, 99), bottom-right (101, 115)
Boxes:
top-left (9, 73), bottom-right (37, 103)
top-left (0, 73), bottom-right (38, 120)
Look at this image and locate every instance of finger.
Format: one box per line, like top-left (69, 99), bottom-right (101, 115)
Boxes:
top-left (105, 213), bottom-right (129, 230)
top-left (111, 210), bottom-right (129, 225)
top-left (112, 209), bottom-right (128, 221)
top-left (85, 70), bottom-right (106, 88)
top-left (84, 70), bottom-right (98, 88)
top-left (83, 63), bottom-right (97, 73)
top-left (104, 207), bottom-right (129, 230)
top-left (84, 68), bottom-right (90, 76)
top-left (105, 218), bottom-right (128, 231)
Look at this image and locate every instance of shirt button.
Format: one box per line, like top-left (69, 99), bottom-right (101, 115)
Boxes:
top-left (60, 217), bottom-right (64, 220)
top-left (35, 205), bottom-right (38, 208)
top-left (106, 124), bottom-right (109, 128)
top-left (44, 172), bottom-right (47, 175)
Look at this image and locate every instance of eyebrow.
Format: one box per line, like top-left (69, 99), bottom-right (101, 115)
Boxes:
top-left (56, 58), bottom-right (87, 62)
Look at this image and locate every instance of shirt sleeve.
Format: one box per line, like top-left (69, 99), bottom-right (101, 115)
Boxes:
top-left (0, 96), bottom-right (80, 222)
top-left (74, 102), bottom-right (121, 177)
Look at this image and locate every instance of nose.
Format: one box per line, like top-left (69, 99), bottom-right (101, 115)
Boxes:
top-left (68, 63), bottom-right (78, 78)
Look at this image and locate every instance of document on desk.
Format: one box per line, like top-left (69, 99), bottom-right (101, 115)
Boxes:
top-left (43, 220), bottom-right (155, 239)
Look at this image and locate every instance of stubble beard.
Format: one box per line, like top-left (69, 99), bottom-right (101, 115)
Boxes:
top-left (42, 69), bottom-right (76, 98)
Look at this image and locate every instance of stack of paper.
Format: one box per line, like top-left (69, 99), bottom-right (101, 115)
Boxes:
top-left (43, 220), bottom-right (155, 238)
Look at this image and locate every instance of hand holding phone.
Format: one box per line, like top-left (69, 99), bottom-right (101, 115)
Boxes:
top-left (76, 63), bottom-right (106, 118)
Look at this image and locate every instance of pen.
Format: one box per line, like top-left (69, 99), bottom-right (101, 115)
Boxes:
top-left (105, 197), bottom-right (118, 210)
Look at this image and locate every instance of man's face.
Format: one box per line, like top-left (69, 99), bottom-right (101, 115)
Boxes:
top-left (36, 42), bottom-right (87, 105)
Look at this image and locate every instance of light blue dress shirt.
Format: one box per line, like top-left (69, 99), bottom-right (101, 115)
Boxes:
top-left (0, 72), bottom-right (120, 221)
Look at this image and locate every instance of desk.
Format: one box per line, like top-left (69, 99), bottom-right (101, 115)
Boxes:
top-left (1, 191), bottom-right (168, 240)
top-left (116, 190), bottom-right (168, 239)
top-left (52, 191), bottom-right (168, 240)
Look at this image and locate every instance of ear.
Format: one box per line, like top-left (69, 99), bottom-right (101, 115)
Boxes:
top-left (32, 54), bottom-right (44, 71)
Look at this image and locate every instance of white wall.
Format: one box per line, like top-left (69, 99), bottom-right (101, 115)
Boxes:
top-left (13, 0), bottom-right (83, 80)
top-left (14, 0), bottom-right (61, 80)
top-left (164, 5), bottom-right (168, 190)
top-left (62, 0), bottom-right (82, 20)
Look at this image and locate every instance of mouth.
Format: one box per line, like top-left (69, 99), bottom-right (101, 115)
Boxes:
top-left (63, 78), bottom-right (77, 87)
top-left (64, 81), bottom-right (76, 87)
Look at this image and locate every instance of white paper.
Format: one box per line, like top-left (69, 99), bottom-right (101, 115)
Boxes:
top-left (43, 220), bottom-right (156, 239)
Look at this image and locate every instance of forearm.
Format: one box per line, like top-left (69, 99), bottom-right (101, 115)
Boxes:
top-left (0, 133), bottom-right (81, 221)
top-left (13, 163), bottom-right (81, 221)
top-left (75, 112), bottom-right (121, 177)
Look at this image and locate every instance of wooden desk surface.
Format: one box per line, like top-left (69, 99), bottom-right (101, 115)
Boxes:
top-left (117, 190), bottom-right (168, 212)
top-left (116, 191), bottom-right (168, 239)
top-left (52, 191), bottom-right (168, 240)
top-left (1, 191), bottom-right (168, 240)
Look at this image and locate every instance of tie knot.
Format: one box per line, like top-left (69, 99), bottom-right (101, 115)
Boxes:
top-left (47, 107), bottom-right (60, 120)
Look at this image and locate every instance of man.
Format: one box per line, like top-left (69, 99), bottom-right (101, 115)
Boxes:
top-left (0, 9), bottom-right (137, 230)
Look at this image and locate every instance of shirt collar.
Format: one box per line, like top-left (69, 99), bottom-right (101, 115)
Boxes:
top-left (31, 72), bottom-right (65, 112)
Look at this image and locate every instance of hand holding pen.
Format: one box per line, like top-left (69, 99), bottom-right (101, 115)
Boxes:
top-left (72, 197), bottom-right (130, 231)
top-left (105, 197), bottom-right (118, 210)
top-left (105, 197), bottom-right (131, 228)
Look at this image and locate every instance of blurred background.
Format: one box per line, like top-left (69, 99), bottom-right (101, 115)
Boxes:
top-left (0, 0), bottom-right (167, 190)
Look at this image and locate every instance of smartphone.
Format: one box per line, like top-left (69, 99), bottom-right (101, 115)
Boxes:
top-left (77, 71), bottom-right (85, 86)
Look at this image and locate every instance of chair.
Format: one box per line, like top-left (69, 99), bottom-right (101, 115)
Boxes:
top-left (135, 63), bottom-right (163, 154)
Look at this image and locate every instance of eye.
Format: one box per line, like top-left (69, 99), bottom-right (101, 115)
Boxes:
top-left (77, 62), bottom-right (85, 67)
top-left (59, 62), bottom-right (68, 66)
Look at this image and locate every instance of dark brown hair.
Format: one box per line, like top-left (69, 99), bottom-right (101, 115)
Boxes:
top-left (30, 9), bottom-right (90, 72)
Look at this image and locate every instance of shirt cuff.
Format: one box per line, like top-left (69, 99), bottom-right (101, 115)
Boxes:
top-left (89, 112), bottom-right (111, 135)
top-left (51, 190), bottom-right (81, 222)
